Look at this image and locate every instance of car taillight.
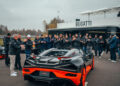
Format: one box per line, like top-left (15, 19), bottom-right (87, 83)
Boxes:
top-left (24, 69), bottom-right (30, 72)
top-left (33, 56), bottom-right (36, 59)
top-left (66, 73), bottom-right (77, 77)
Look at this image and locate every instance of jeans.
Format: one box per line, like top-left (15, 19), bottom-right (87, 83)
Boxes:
top-left (15, 52), bottom-right (22, 69)
top-left (5, 49), bottom-right (10, 65)
top-left (110, 48), bottom-right (116, 61)
top-left (118, 48), bottom-right (120, 59)
top-left (98, 46), bottom-right (103, 56)
top-left (25, 50), bottom-right (31, 59)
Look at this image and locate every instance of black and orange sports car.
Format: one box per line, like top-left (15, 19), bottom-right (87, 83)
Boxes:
top-left (22, 46), bottom-right (94, 86)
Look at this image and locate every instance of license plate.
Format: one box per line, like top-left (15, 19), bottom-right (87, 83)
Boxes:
top-left (39, 71), bottom-right (50, 77)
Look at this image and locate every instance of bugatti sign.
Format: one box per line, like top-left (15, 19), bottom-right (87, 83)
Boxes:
top-left (76, 19), bottom-right (92, 27)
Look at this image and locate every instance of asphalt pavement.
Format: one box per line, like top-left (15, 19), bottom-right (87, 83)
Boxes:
top-left (0, 53), bottom-right (120, 86)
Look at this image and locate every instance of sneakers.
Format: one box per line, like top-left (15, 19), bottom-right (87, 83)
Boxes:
top-left (111, 60), bottom-right (117, 63)
top-left (14, 72), bottom-right (17, 74)
top-left (108, 59), bottom-right (111, 61)
top-left (10, 72), bottom-right (17, 76)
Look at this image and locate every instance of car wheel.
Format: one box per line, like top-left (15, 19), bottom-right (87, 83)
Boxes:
top-left (79, 68), bottom-right (86, 86)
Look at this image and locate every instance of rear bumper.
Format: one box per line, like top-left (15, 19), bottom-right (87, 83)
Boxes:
top-left (24, 74), bottom-right (75, 85)
top-left (24, 74), bottom-right (55, 82)
top-left (23, 68), bottom-right (82, 86)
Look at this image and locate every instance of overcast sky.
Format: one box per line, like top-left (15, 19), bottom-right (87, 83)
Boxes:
top-left (0, 0), bottom-right (120, 31)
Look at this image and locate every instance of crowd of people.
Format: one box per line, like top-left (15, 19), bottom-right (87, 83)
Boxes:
top-left (3, 32), bottom-right (120, 76)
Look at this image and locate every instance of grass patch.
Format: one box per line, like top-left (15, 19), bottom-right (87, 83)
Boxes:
top-left (0, 38), bottom-right (3, 46)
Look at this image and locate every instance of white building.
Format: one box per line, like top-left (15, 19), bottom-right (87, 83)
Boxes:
top-left (57, 6), bottom-right (120, 29)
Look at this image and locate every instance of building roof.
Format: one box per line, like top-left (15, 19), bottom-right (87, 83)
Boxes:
top-left (80, 6), bottom-right (120, 15)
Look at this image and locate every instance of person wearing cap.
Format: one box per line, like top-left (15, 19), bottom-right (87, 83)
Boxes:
top-left (108, 34), bottom-right (118, 62)
top-left (9, 34), bottom-right (20, 76)
top-left (3, 33), bottom-right (11, 66)
top-left (24, 34), bottom-right (33, 59)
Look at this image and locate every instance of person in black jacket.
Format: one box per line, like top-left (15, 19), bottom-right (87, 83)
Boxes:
top-left (24, 35), bottom-right (33, 59)
top-left (106, 35), bottom-right (112, 54)
top-left (93, 35), bottom-right (99, 56)
top-left (15, 34), bottom-right (22, 70)
top-left (78, 34), bottom-right (83, 49)
top-left (4, 33), bottom-right (11, 66)
top-left (82, 35), bottom-right (88, 54)
top-left (34, 35), bottom-right (40, 55)
top-left (98, 36), bottom-right (105, 58)
top-left (52, 34), bottom-right (58, 48)
top-left (63, 34), bottom-right (70, 48)
top-left (39, 35), bottom-right (46, 52)
top-left (45, 34), bottom-right (51, 49)
top-left (9, 34), bottom-right (20, 76)
top-left (49, 34), bottom-right (54, 48)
